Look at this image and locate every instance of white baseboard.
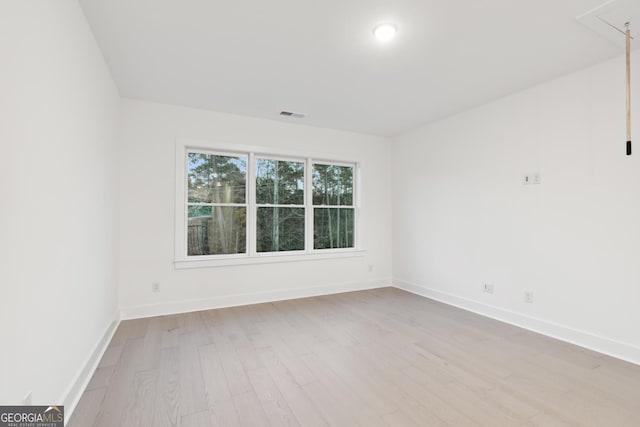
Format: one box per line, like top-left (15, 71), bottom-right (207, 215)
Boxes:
top-left (394, 279), bottom-right (640, 366)
top-left (61, 311), bottom-right (120, 420)
top-left (121, 278), bottom-right (391, 320)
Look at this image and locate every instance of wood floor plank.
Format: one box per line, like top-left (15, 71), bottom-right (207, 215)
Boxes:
top-left (199, 342), bottom-right (233, 405)
top-left (302, 379), bottom-right (360, 427)
top-left (303, 344), bottom-right (398, 417)
top-left (98, 344), bottom-right (124, 368)
top-left (309, 339), bottom-right (468, 427)
top-left (140, 314), bottom-right (181, 350)
top-left (209, 400), bottom-right (241, 426)
top-left (121, 369), bottom-right (157, 427)
top-left (67, 387), bottom-right (106, 427)
top-left (300, 352), bottom-right (389, 425)
top-left (152, 347), bottom-right (181, 427)
top-left (382, 410), bottom-right (421, 427)
top-left (72, 288), bottom-right (640, 427)
top-left (177, 311), bottom-right (205, 334)
top-left (86, 366), bottom-right (115, 391)
top-left (245, 367), bottom-right (300, 426)
top-left (521, 412), bottom-right (575, 427)
top-left (181, 410), bottom-right (210, 427)
top-left (178, 331), bottom-right (209, 416)
top-left (207, 326), bottom-right (253, 396)
top-left (93, 338), bottom-right (148, 427)
top-left (258, 347), bottom-right (329, 427)
top-left (233, 390), bottom-right (270, 427)
top-left (110, 319), bottom-right (149, 346)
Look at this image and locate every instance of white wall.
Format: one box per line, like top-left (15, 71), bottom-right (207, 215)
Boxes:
top-left (119, 99), bottom-right (392, 317)
top-left (0, 0), bottom-right (120, 407)
top-left (393, 53), bottom-right (640, 363)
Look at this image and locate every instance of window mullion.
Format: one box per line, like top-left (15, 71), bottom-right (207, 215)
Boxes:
top-left (256, 204), bottom-right (306, 208)
top-left (305, 157), bottom-right (313, 252)
top-left (354, 162), bottom-right (360, 250)
top-left (248, 152), bottom-right (257, 256)
top-left (183, 147), bottom-right (189, 259)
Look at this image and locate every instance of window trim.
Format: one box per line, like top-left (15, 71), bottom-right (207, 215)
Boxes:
top-left (255, 155), bottom-right (306, 254)
top-left (311, 161), bottom-right (356, 250)
top-left (175, 138), bottom-right (363, 269)
top-left (185, 149), bottom-right (249, 257)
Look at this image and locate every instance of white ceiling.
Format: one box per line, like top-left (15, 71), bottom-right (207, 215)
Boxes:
top-left (80, 0), bottom-right (634, 136)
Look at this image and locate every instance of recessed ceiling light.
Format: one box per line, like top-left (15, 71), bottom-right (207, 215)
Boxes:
top-left (373, 23), bottom-right (397, 42)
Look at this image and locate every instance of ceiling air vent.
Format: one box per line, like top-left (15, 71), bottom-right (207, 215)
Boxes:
top-left (280, 111), bottom-right (305, 118)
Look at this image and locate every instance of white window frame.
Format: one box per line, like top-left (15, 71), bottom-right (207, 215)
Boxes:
top-left (254, 154), bottom-right (307, 256)
top-left (175, 138), bottom-right (364, 268)
top-left (310, 160), bottom-right (357, 252)
top-left (185, 148), bottom-right (250, 258)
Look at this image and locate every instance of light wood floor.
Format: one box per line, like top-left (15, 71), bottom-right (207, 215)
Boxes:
top-left (69, 288), bottom-right (640, 427)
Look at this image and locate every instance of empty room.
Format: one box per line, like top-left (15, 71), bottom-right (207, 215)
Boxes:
top-left (2, 0), bottom-right (640, 426)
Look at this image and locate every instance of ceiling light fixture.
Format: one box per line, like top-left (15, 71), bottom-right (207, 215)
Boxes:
top-left (373, 23), bottom-right (397, 42)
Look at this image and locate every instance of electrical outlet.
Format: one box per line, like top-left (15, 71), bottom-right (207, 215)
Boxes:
top-left (532, 173), bottom-right (541, 185)
top-left (152, 282), bottom-right (160, 293)
top-left (368, 265), bottom-right (373, 272)
top-left (523, 173), bottom-right (541, 185)
top-left (483, 283), bottom-right (494, 294)
top-left (22, 391), bottom-right (32, 405)
top-left (525, 292), bottom-right (534, 303)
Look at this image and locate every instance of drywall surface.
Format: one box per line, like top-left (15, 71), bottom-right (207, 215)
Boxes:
top-left (393, 53), bottom-right (640, 362)
top-left (119, 99), bottom-right (392, 316)
top-left (0, 1), bottom-right (120, 406)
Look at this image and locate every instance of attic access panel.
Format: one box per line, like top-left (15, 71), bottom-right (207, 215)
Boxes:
top-left (577, 0), bottom-right (640, 47)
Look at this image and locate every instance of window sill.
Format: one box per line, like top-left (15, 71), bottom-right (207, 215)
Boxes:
top-left (174, 249), bottom-right (366, 269)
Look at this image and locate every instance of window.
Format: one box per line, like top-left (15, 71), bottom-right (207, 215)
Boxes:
top-left (312, 163), bottom-right (354, 249)
top-left (186, 151), bottom-right (247, 256)
top-left (256, 158), bottom-right (306, 252)
top-left (175, 140), bottom-right (360, 266)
